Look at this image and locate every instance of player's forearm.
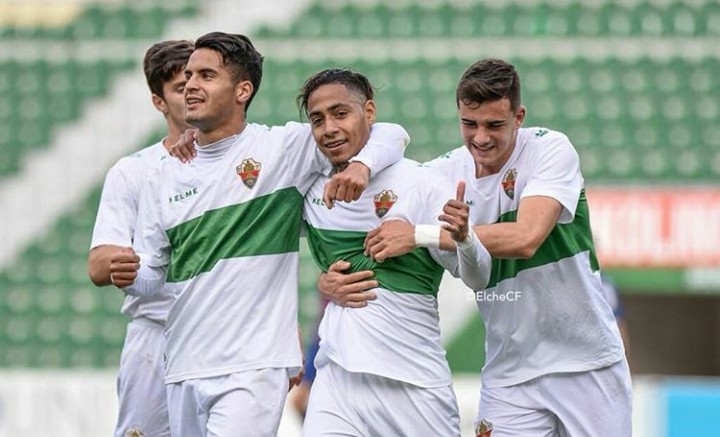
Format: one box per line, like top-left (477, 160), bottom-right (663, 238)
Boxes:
top-left (88, 245), bottom-right (122, 286)
top-left (122, 255), bottom-right (167, 297)
top-left (455, 231), bottom-right (492, 290)
top-left (472, 223), bottom-right (544, 259)
top-left (350, 123), bottom-right (409, 175)
top-left (439, 224), bottom-right (542, 259)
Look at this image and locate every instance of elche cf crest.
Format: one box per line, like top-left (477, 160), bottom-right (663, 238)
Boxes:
top-left (501, 168), bottom-right (517, 200)
top-left (237, 158), bottom-right (261, 188)
top-left (373, 189), bottom-right (398, 218)
top-left (475, 419), bottom-right (493, 437)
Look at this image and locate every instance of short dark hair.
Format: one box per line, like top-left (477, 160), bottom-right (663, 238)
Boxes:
top-left (194, 32), bottom-right (264, 113)
top-left (143, 39), bottom-right (195, 98)
top-left (297, 68), bottom-right (375, 117)
top-left (456, 58), bottom-right (521, 111)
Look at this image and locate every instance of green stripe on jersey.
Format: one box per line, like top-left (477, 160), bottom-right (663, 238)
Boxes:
top-left (305, 224), bottom-right (444, 296)
top-left (486, 189), bottom-right (599, 288)
top-left (165, 187), bottom-right (303, 282)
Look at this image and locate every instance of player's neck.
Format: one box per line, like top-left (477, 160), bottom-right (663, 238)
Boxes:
top-left (197, 122), bottom-right (247, 147)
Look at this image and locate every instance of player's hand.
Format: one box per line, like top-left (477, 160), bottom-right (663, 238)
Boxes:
top-left (364, 220), bottom-right (415, 262)
top-left (439, 181), bottom-right (470, 243)
top-left (168, 128), bottom-right (198, 163)
top-left (108, 247), bottom-right (140, 288)
top-left (323, 162), bottom-right (369, 208)
top-left (288, 367), bottom-right (304, 392)
top-left (318, 260), bottom-right (377, 308)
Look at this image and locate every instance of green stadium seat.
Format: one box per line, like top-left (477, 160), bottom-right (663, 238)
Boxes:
top-left (701, 3), bottom-right (720, 36)
top-left (0, 1), bottom-right (199, 40)
top-left (669, 3), bottom-right (700, 36)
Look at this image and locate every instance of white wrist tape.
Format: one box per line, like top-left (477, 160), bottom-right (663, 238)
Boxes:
top-left (414, 225), bottom-right (441, 249)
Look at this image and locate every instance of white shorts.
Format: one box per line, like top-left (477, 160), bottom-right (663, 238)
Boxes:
top-left (475, 359), bottom-right (632, 437)
top-left (115, 318), bottom-right (169, 437)
top-left (167, 368), bottom-right (290, 437)
top-left (303, 360), bottom-right (460, 436)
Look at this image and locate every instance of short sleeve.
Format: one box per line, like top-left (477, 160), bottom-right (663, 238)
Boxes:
top-left (521, 133), bottom-right (583, 224)
top-left (90, 159), bottom-right (141, 249)
top-left (132, 166), bottom-right (171, 268)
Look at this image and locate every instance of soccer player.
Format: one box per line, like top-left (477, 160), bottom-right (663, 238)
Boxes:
top-left (87, 39), bottom-right (194, 437)
top-left (108, 32), bottom-right (408, 437)
top-left (298, 68), bottom-right (492, 436)
top-left (355, 58), bottom-right (632, 436)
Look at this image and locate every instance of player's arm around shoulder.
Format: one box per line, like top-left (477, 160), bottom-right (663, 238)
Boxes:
top-left (324, 122), bottom-right (410, 207)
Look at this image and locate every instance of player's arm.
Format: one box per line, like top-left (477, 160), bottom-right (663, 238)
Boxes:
top-left (89, 244), bottom-right (127, 286)
top-left (323, 123), bottom-right (410, 206)
top-left (381, 176), bottom-right (491, 291)
top-left (445, 195), bottom-right (562, 258)
top-left (88, 160), bottom-right (139, 286)
top-left (317, 260), bottom-right (378, 309)
top-left (283, 121), bottom-right (408, 207)
top-left (112, 168), bottom-right (170, 296)
top-left (470, 133), bottom-right (582, 258)
top-left (366, 133), bottom-right (579, 261)
top-left (364, 195), bottom-right (561, 261)
top-left (431, 181), bottom-right (492, 290)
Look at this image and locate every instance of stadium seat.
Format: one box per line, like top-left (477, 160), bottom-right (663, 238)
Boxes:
top-left (0, 1), bottom-right (200, 40)
top-left (256, 2), bottom-right (716, 38)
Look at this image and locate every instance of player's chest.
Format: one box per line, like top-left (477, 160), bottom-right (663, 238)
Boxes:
top-left (304, 177), bottom-right (411, 231)
top-left (466, 166), bottom-right (530, 224)
top-left (161, 147), bottom-right (288, 222)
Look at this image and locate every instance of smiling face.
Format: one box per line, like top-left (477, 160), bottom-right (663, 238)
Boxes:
top-left (459, 97), bottom-right (525, 177)
top-left (183, 48), bottom-right (251, 143)
top-left (306, 83), bottom-right (376, 167)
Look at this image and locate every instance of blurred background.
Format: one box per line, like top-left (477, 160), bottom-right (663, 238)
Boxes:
top-left (0, 0), bottom-right (719, 435)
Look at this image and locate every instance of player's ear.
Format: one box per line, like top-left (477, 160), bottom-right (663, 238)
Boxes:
top-left (151, 94), bottom-right (168, 115)
top-left (235, 80), bottom-right (253, 105)
top-left (514, 105), bottom-right (526, 128)
top-left (364, 99), bottom-right (376, 124)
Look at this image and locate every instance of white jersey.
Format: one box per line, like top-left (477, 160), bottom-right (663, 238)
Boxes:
top-left (425, 127), bottom-right (625, 388)
top-left (304, 159), bottom-right (491, 388)
top-left (130, 122), bottom-right (407, 384)
top-left (90, 141), bottom-right (174, 324)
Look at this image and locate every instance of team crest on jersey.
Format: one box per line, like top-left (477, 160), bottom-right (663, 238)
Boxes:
top-left (237, 158), bottom-right (261, 188)
top-left (501, 168), bottom-right (517, 200)
top-left (374, 189), bottom-right (398, 218)
top-left (475, 419), bottom-right (493, 437)
top-left (126, 428), bottom-right (146, 437)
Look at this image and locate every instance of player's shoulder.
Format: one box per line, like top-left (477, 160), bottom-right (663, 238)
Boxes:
top-left (519, 127), bottom-right (579, 165)
top-left (265, 121), bottom-right (308, 136)
top-left (109, 141), bottom-right (167, 176)
top-left (521, 127), bottom-right (574, 150)
top-left (382, 158), bottom-right (454, 197)
top-left (421, 146), bottom-right (470, 170)
top-left (380, 158), bottom-right (426, 180)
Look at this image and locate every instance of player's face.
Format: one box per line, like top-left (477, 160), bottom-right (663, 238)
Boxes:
top-left (307, 83), bottom-right (376, 167)
top-left (459, 98), bottom-right (525, 177)
top-left (160, 70), bottom-right (191, 132)
top-left (183, 48), bottom-right (243, 132)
